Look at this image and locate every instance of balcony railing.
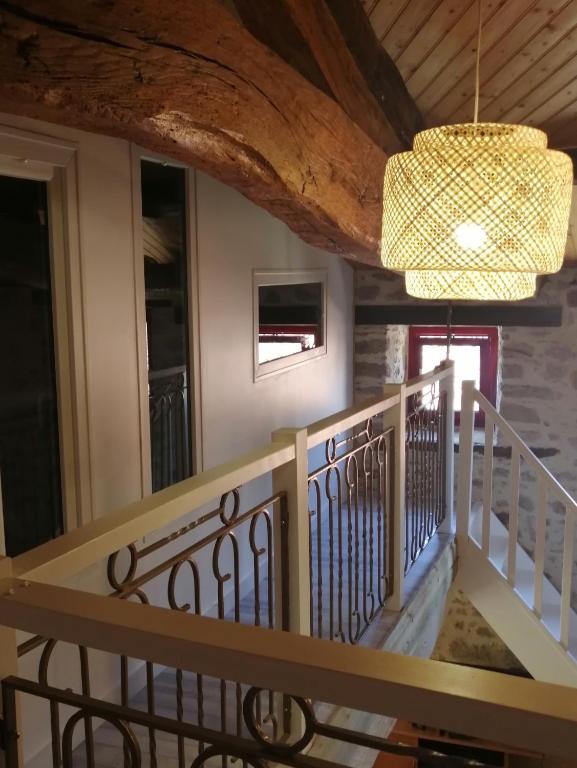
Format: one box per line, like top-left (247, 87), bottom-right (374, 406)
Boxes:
top-left (0, 364), bottom-right (502, 768)
top-left (2, 577), bottom-right (577, 766)
top-left (148, 366), bottom-right (191, 492)
top-left (457, 380), bottom-right (577, 670)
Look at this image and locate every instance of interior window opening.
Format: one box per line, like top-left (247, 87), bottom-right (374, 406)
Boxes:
top-left (255, 275), bottom-right (326, 378)
top-left (408, 326), bottom-right (499, 426)
top-left (141, 160), bottom-right (193, 492)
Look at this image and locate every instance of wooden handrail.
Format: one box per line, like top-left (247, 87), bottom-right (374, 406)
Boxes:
top-left (306, 392), bottom-right (400, 448)
top-left (306, 363), bottom-right (453, 449)
top-left (404, 360), bottom-right (454, 398)
top-left (473, 388), bottom-right (577, 515)
top-left (0, 577), bottom-right (576, 759)
top-left (12, 441), bottom-right (294, 585)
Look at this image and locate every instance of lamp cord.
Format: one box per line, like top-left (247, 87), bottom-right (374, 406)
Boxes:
top-left (446, 301), bottom-right (453, 360)
top-left (473, 0), bottom-right (482, 123)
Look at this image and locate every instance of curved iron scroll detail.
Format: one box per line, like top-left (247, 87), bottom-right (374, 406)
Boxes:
top-left (2, 676), bottom-right (502, 768)
top-left (308, 417), bottom-right (394, 643)
top-left (62, 709), bottom-right (141, 768)
top-left (18, 485), bottom-right (288, 768)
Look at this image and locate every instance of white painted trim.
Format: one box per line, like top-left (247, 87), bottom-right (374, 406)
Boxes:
top-left (0, 124), bottom-right (92, 538)
top-left (0, 125), bottom-right (75, 168)
top-left (186, 170), bottom-right (204, 474)
top-left (456, 537), bottom-right (577, 688)
top-left (253, 269), bottom-right (328, 381)
top-left (129, 145), bottom-right (152, 497)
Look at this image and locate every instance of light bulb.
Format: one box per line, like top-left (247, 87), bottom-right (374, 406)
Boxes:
top-left (454, 221), bottom-right (487, 250)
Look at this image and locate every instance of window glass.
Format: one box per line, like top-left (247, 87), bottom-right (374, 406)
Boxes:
top-left (421, 343), bottom-right (481, 413)
top-left (258, 282), bottom-right (324, 365)
top-left (0, 175), bottom-right (63, 555)
top-left (141, 160), bottom-right (192, 491)
top-left (409, 326), bottom-right (498, 426)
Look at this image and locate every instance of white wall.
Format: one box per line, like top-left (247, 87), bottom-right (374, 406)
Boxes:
top-left (196, 171), bottom-right (354, 467)
top-left (0, 113), bottom-right (354, 763)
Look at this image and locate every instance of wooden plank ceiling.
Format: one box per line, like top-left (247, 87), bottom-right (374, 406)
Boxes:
top-left (362, 0), bottom-right (577, 260)
top-left (362, 0), bottom-right (577, 147)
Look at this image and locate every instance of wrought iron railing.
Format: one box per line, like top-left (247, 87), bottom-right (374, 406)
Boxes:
top-left (307, 416), bottom-right (394, 643)
top-left (2, 673), bottom-right (507, 768)
top-left (16, 486), bottom-right (289, 767)
top-left (149, 366), bottom-right (191, 491)
top-left (0, 364), bottom-right (458, 766)
top-left (405, 382), bottom-right (448, 573)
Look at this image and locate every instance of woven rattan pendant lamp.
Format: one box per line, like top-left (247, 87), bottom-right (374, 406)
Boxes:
top-left (380, 1), bottom-right (573, 301)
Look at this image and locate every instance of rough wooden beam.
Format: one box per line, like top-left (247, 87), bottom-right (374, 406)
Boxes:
top-left (0, 0), bottom-right (387, 266)
top-left (326, 0), bottom-right (425, 149)
top-left (233, 0), bottom-right (423, 151)
top-left (225, 0), bottom-right (333, 98)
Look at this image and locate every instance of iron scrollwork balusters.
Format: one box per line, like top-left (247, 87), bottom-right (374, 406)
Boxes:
top-left (17, 486), bottom-right (288, 767)
top-left (2, 676), bottom-right (500, 768)
top-left (149, 367), bottom-right (190, 492)
top-left (405, 384), bottom-right (448, 574)
top-left (308, 417), bottom-right (394, 644)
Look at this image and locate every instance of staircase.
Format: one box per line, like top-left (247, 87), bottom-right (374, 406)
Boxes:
top-left (455, 380), bottom-right (577, 687)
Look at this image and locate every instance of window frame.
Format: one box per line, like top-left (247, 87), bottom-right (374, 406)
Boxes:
top-left (253, 269), bottom-right (327, 381)
top-left (408, 325), bottom-right (499, 427)
top-left (0, 123), bottom-right (92, 546)
top-left (130, 146), bottom-right (203, 492)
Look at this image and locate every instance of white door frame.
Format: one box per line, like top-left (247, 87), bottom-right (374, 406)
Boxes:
top-left (0, 123), bottom-right (92, 538)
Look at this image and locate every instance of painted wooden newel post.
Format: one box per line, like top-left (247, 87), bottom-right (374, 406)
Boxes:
top-left (271, 427), bottom-right (310, 740)
top-left (456, 380), bottom-right (476, 546)
top-left (271, 427), bottom-right (311, 638)
top-left (382, 383), bottom-right (406, 612)
top-left (438, 361), bottom-right (455, 535)
top-left (0, 557), bottom-right (20, 767)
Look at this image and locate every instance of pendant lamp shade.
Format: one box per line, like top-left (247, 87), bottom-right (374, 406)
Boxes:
top-left (404, 270), bottom-right (536, 302)
top-left (381, 123), bottom-right (573, 300)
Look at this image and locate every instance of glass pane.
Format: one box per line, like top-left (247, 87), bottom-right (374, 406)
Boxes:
top-left (141, 160), bottom-right (192, 492)
top-left (0, 175), bottom-right (63, 555)
top-left (258, 282), bottom-right (323, 364)
top-left (421, 343), bottom-right (481, 412)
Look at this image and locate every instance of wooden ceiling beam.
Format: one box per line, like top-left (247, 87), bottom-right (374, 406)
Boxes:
top-left (0, 0), bottom-right (390, 266)
top-left (232, 0), bottom-right (423, 153)
top-left (326, 0), bottom-right (424, 150)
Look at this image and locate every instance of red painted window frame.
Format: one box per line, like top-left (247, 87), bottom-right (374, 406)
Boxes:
top-left (408, 326), bottom-right (499, 427)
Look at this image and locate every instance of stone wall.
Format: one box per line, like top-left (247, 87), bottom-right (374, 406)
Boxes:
top-left (355, 271), bottom-right (409, 400)
top-left (432, 587), bottom-right (526, 673)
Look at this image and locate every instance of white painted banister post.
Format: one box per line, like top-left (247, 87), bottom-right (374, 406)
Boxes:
top-left (0, 557), bottom-right (21, 767)
top-left (271, 428), bottom-right (311, 637)
top-left (382, 383), bottom-right (406, 612)
top-left (457, 380), bottom-right (476, 545)
top-left (438, 361), bottom-right (455, 535)
top-left (271, 428), bottom-right (310, 741)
